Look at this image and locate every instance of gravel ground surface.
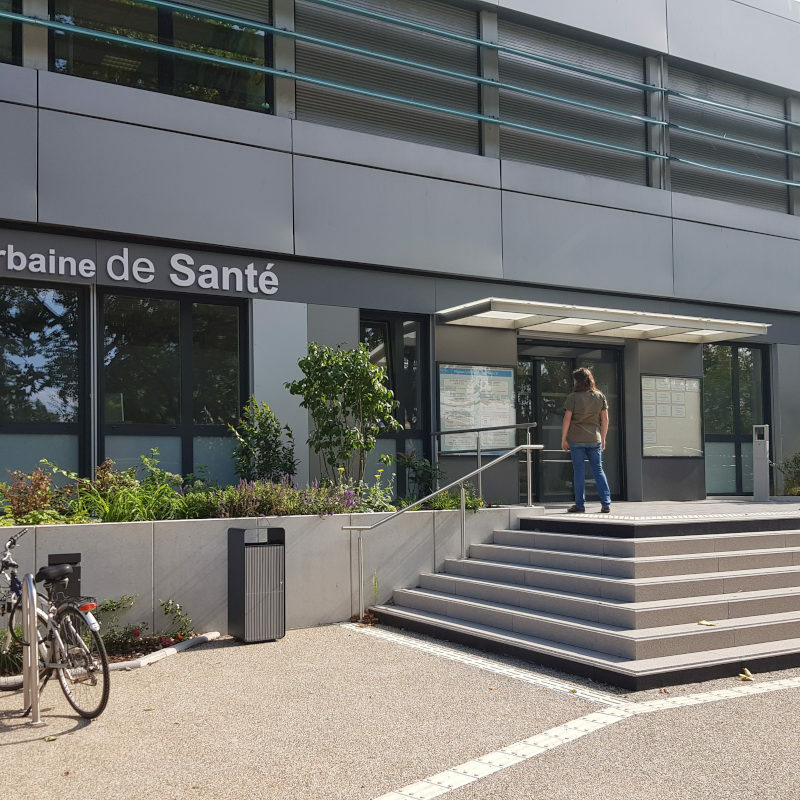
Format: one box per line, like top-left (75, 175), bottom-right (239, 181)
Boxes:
top-left (2, 623), bottom-right (799, 800)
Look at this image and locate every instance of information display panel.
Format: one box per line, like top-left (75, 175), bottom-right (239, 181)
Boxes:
top-left (641, 375), bottom-right (702, 457)
top-left (439, 365), bottom-right (515, 453)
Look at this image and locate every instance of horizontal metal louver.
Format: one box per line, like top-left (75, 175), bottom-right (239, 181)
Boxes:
top-left (669, 67), bottom-right (788, 212)
top-left (180, 0), bottom-right (271, 23)
top-left (498, 20), bottom-right (648, 185)
top-left (295, 0), bottom-right (480, 153)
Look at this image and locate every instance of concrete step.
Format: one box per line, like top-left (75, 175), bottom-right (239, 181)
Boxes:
top-left (492, 527), bottom-right (800, 558)
top-left (371, 604), bottom-right (800, 689)
top-left (468, 542), bottom-right (800, 579)
top-left (419, 572), bottom-right (800, 629)
top-left (391, 587), bottom-right (800, 660)
top-left (444, 557), bottom-right (800, 602)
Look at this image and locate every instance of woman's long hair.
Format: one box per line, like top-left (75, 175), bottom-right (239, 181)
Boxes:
top-left (572, 367), bottom-right (596, 392)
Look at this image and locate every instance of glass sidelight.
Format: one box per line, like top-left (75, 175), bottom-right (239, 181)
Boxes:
top-left (703, 344), bottom-right (769, 494)
top-left (516, 343), bottom-right (622, 503)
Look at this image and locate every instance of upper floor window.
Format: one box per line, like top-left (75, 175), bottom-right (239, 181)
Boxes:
top-left (51, 0), bottom-right (272, 112)
top-left (1, 0), bottom-right (21, 65)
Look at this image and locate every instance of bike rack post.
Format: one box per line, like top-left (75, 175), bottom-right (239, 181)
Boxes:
top-left (21, 574), bottom-right (43, 726)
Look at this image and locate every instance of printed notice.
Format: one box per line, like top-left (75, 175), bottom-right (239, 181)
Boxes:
top-left (640, 374), bottom-right (702, 457)
top-left (439, 365), bottom-right (515, 453)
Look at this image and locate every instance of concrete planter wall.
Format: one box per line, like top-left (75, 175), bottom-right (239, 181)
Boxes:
top-left (8, 507), bottom-right (526, 635)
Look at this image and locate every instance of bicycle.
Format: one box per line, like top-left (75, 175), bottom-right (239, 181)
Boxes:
top-left (0, 528), bottom-right (110, 719)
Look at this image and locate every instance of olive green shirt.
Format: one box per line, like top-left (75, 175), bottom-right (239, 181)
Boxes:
top-left (564, 390), bottom-right (608, 444)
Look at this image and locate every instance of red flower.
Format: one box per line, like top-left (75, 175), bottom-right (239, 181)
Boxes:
top-left (133, 628), bottom-right (141, 637)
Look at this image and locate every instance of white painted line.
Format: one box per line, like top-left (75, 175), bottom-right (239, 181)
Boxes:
top-left (341, 623), bottom-right (629, 706)
top-left (365, 628), bottom-right (800, 800)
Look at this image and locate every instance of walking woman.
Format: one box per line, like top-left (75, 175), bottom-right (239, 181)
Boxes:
top-left (561, 367), bottom-right (612, 513)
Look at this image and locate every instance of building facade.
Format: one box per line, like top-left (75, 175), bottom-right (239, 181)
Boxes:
top-left (1, 0), bottom-right (799, 503)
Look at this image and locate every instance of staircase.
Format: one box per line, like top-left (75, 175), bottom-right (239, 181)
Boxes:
top-left (372, 514), bottom-right (800, 689)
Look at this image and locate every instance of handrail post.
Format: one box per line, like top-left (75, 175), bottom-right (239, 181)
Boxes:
top-left (476, 433), bottom-right (482, 499)
top-left (460, 485), bottom-right (466, 559)
top-left (357, 532), bottom-right (364, 622)
top-left (526, 427), bottom-right (533, 507)
top-left (22, 573), bottom-right (43, 726)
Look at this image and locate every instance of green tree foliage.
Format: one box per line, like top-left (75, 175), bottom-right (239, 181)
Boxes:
top-left (285, 342), bottom-right (402, 481)
top-left (229, 397), bottom-right (297, 482)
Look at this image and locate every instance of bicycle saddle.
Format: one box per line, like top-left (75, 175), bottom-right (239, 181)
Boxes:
top-left (34, 564), bottom-right (73, 583)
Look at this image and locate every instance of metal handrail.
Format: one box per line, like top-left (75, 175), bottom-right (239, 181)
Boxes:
top-left (431, 422), bottom-right (537, 498)
top-left (342, 440), bottom-right (544, 621)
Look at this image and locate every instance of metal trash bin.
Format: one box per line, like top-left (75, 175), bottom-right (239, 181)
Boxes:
top-left (228, 527), bottom-right (285, 642)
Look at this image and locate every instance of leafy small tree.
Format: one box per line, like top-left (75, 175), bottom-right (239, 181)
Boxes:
top-left (229, 396), bottom-right (297, 482)
top-left (285, 342), bottom-right (401, 481)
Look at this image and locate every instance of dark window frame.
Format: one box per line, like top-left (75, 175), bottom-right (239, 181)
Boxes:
top-left (360, 310), bottom-right (432, 492)
top-left (98, 286), bottom-right (248, 476)
top-left (703, 341), bottom-right (771, 495)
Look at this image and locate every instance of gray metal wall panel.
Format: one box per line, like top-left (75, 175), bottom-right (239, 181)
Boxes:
top-left (293, 155), bottom-right (503, 278)
top-left (38, 71), bottom-right (292, 153)
top-left (252, 298), bottom-right (310, 487)
top-left (673, 220), bottom-right (800, 311)
top-left (772, 344), bottom-right (800, 490)
top-left (501, 191), bottom-right (674, 296)
top-left (0, 62), bottom-right (36, 105)
top-left (667, 0), bottom-right (800, 93)
top-left (37, 110), bottom-right (294, 252)
top-left (292, 119), bottom-right (501, 188)
top-left (498, 0), bottom-right (668, 53)
top-left (672, 192), bottom-right (800, 242)
top-left (501, 157), bottom-right (672, 217)
top-left (0, 102), bottom-right (36, 222)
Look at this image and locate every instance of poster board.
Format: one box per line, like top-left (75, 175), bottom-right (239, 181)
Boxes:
top-left (439, 364), bottom-right (515, 453)
top-left (641, 375), bottom-right (703, 457)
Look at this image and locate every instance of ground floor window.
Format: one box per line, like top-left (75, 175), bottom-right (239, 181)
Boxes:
top-left (101, 291), bottom-right (246, 482)
top-left (0, 280), bottom-right (246, 485)
top-left (50, 0), bottom-right (272, 112)
top-left (360, 312), bottom-right (429, 499)
top-left (703, 343), bottom-right (769, 494)
top-left (0, 281), bottom-right (86, 477)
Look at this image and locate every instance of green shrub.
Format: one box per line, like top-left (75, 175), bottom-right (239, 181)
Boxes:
top-left (229, 396), bottom-right (297, 482)
top-left (774, 452), bottom-right (800, 495)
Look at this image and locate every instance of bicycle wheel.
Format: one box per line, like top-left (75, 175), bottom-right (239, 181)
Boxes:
top-left (1, 600), bottom-right (49, 691)
top-left (55, 606), bottom-right (110, 718)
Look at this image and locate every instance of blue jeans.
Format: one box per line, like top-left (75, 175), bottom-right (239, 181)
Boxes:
top-left (568, 442), bottom-right (612, 509)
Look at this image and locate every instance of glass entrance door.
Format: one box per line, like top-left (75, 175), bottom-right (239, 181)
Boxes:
top-left (517, 343), bottom-right (622, 503)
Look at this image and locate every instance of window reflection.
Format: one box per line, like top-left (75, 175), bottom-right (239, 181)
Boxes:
top-left (51, 0), bottom-right (270, 111)
top-left (192, 303), bottom-right (240, 425)
top-left (103, 295), bottom-right (180, 424)
top-left (0, 0), bottom-right (17, 65)
top-left (0, 285), bottom-right (79, 423)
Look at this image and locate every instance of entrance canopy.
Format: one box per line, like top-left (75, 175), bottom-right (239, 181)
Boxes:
top-left (436, 298), bottom-right (769, 343)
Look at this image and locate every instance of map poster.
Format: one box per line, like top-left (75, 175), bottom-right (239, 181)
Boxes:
top-left (439, 365), bottom-right (515, 453)
top-left (641, 375), bottom-right (702, 457)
